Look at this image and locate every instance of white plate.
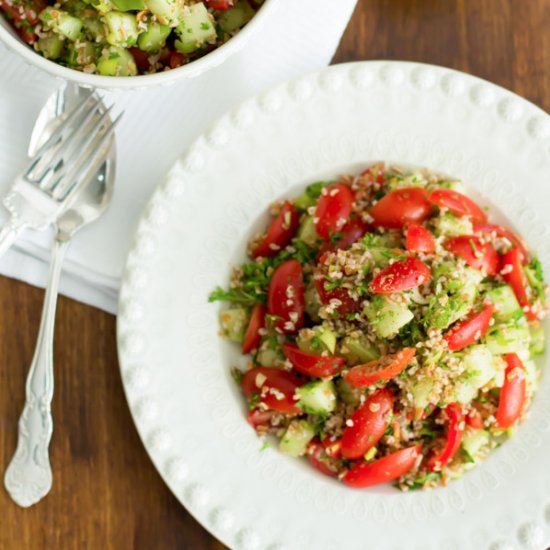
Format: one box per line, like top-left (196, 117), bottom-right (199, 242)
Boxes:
top-left (117, 61), bottom-right (550, 550)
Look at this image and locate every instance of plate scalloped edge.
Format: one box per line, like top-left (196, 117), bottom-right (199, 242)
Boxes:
top-left (117, 60), bottom-right (550, 550)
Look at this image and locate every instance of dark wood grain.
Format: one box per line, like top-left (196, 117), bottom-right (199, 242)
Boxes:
top-left (2, 1), bottom-right (550, 548)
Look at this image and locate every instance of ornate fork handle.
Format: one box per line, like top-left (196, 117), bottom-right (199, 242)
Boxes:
top-left (4, 237), bottom-right (68, 507)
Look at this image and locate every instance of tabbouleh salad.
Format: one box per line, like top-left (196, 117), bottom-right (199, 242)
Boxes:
top-left (0, 0), bottom-right (261, 75)
top-left (209, 164), bottom-right (547, 490)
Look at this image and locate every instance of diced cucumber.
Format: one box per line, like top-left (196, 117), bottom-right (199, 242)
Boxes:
top-left (485, 285), bottom-right (522, 321)
top-left (83, 16), bottom-right (106, 40)
top-left (97, 46), bottom-right (138, 75)
top-left (36, 34), bottom-right (64, 59)
top-left (411, 378), bottom-right (434, 410)
top-left (530, 325), bottom-right (545, 356)
top-left (89, 0), bottom-right (114, 14)
top-left (524, 359), bottom-right (540, 394)
top-left (434, 180), bottom-right (468, 194)
top-left (462, 345), bottom-right (496, 389)
top-left (369, 247), bottom-right (406, 267)
top-left (296, 216), bottom-right (319, 248)
top-left (293, 181), bottom-right (329, 210)
top-left (363, 232), bottom-right (402, 249)
top-left (485, 318), bottom-right (530, 355)
top-left (462, 428), bottom-right (489, 460)
top-left (386, 172), bottom-right (427, 190)
top-left (296, 324), bottom-right (336, 355)
top-left (111, 0), bottom-right (144, 10)
top-left (279, 420), bottom-right (316, 457)
top-left (340, 335), bottom-right (380, 365)
top-left (433, 212), bottom-right (473, 237)
top-left (175, 2), bottom-right (216, 53)
top-left (335, 378), bottom-right (361, 406)
top-left (104, 11), bottom-right (139, 47)
top-left (525, 258), bottom-right (545, 302)
top-left (365, 294), bottom-right (413, 338)
top-left (304, 281), bottom-right (321, 322)
top-left (256, 341), bottom-right (283, 367)
top-left (145, 0), bottom-right (183, 26)
top-left (137, 21), bottom-right (171, 52)
top-left (217, 0), bottom-right (255, 33)
top-left (452, 377), bottom-right (478, 405)
top-left (40, 7), bottom-right (83, 41)
top-left (296, 379), bottom-right (337, 415)
top-left (219, 308), bottom-right (248, 343)
top-left (65, 40), bottom-right (98, 66)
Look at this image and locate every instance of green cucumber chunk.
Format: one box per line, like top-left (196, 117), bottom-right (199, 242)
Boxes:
top-left (462, 345), bottom-right (497, 389)
top-left (40, 7), bottom-right (83, 41)
top-left (37, 34), bottom-right (65, 59)
top-left (296, 379), bottom-right (337, 415)
top-left (335, 378), bottom-right (361, 406)
top-left (138, 21), bottom-right (171, 52)
top-left (279, 420), bottom-right (316, 457)
top-left (111, 0), bottom-right (144, 10)
top-left (530, 325), bottom-right (545, 356)
top-left (485, 285), bottom-right (521, 321)
top-left (485, 318), bottom-right (530, 355)
top-left (462, 428), bottom-right (489, 460)
top-left (296, 324), bottom-right (337, 355)
top-left (296, 216), bottom-right (320, 248)
top-left (104, 11), bottom-right (139, 47)
top-left (217, 0), bottom-right (255, 33)
top-left (145, 0), bottom-right (183, 26)
top-left (411, 378), bottom-right (434, 410)
top-left (175, 2), bottom-right (216, 53)
top-left (219, 308), bottom-right (248, 343)
top-left (365, 294), bottom-right (413, 338)
top-left (340, 335), bottom-right (380, 365)
top-left (433, 212), bottom-right (473, 237)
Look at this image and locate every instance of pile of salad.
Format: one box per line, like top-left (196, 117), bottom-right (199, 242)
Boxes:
top-left (209, 164), bottom-right (547, 490)
top-left (0, 0), bottom-right (260, 75)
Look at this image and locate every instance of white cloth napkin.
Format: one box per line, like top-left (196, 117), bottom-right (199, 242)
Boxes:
top-left (0, 0), bottom-right (358, 314)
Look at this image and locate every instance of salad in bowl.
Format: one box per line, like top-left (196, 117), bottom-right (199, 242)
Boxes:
top-left (210, 163), bottom-right (547, 491)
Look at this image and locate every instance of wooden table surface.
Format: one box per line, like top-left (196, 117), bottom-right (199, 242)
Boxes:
top-left (2, 1), bottom-right (550, 548)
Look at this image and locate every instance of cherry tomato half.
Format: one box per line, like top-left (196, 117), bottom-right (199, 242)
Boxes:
top-left (495, 353), bottom-right (526, 429)
top-left (306, 439), bottom-right (340, 477)
top-left (314, 183), bottom-right (354, 240)
top-left (444, 235), bottom-right (499, 275)
top-left (0, 0), bottom-right (44, 24)
top-left (429, 189), bottom-right (487, 223)
top-left (465, 407), bottom-right (484, 429)
top-left (344, 348), bottom-right (416, 387)
top-left (319, 216), bottom-right (369, 256)
top-left (267, 259), bottom-right (305, 333)
top-left (406, 223), bottom-right (435, 254)
top-left (252, 202), bottom-right (299, 258)
top-left (247, 408), bottom-right (274, 429)
top-left (443, 303), bottom-right (494, 352)
top-left (242, 304), bottom-right (266, 354)
top-left (241, 366), bottom-right (302, 414)
top-left (205, 0), bottom-right (234, 8)
top-left (314, 269), bottom-right (360, 316)
top-left (282, 343), bottom-right (345, 378)
top-left (474, 221), bottom-right (529, 263)
top-left (369, 188), bottom-right (432, 229)
top-left (500, 247), bottom-right (537, 321)
top-left (169, 51), bottom-right (185, 69)
top-left (341, 388), bottom-right (394, 459)
top-left (370, 257), bottom-right (431, 293)
top-left (426, 403), bottom-right (464, 472)
top-left (343, 445), bottom-right (422, 488)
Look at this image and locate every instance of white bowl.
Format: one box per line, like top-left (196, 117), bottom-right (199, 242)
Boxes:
top-left (0, 0), bottom-right (276, 90)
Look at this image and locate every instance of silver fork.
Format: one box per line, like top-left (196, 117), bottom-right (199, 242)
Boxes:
top-left (0, 92), bottom-right (118, 257)
top-left (2, 93), bottom-right (120, 507)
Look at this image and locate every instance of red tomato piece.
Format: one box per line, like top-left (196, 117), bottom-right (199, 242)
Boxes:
top-left (267, 259), bottom-right (305, 333)
top-left (343, 445), bottom-right (422, 488)
top-left (429, 189), bottom-right (487, 223)
top-left (465, 408), bottom-right (484, 429)
top-left (344, 348), bottom-right (416, 388)
top-left (426, 403), bottom-right (464, 472)
top-left (241, 367), bottom-right (302, 414)
top-left (500, 247), bottom-right (537, 321)
top-left (341, 388), bottom-right (394, 459)
top-left (241, 304), bottom-right (266, 354)
top-left (252, 202), bottom-right (300, 258)
top-left (129, 47), bottom-right (150, 71)
top-left (282, 343), bottom-right (345, 378)
top-left (313, 269), bottom-right (360, 316)
top-left (369, 257), bottom-right (431, 293)
top-left (495, 353), bottom-right (526, 429)
top-left (474, 221), bottom-right (529, 263)
top-left (205, 0), bottom-right (233, 8)
top-left (314, 183), bottom-right (354, 239)
top-left (369, 188), bottom-right (432, 229)
top-left (443, 303), bottom-right (494, 352)
top-left (247, 408), bottom-right (274, 429)
top-left (0, 0), bottom-right (44, 24)
top-left (444, 235), bottom-right (499, 275)
top-left (406, 223), bottom-right (435, 254)
top-left (306, 439), bottom-right (340, 477)
top-left (319, 216), bottom-right (369, 256)
top-left (169, 51), bottom-right (184, 69)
